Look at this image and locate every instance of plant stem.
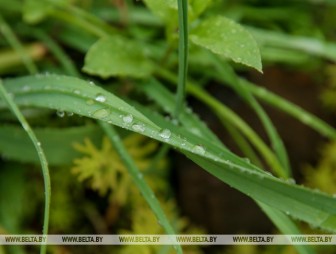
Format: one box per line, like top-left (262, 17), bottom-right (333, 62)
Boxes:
top-left (175, 0), bottom-right (188, 118)
top-left (0, 80), bottom-right (51, 254)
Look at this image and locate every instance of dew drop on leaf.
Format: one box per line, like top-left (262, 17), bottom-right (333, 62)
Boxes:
top-left (56, 110), bottom-right (65, 117)
top-left (73, 89), bottom-right (81, 95)
top-left (22, 85), bottom-right (31, 92)
top-left (92, 108), bottom-right (109, 119)
top-left (192, 145), bottom-right (206, 155)
top-left (86, 99), bottom-right (95, 105)
top-left (159, 129), bottom-right (171, 140)
top-left (132, 124), bottom-right (145, 132)
top-left (95, 93), bottom-right (106, 103)
top-left (122, 114), bottom-right (133, 124)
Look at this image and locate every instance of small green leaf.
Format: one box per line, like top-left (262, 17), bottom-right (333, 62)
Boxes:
top-left (190, 16), bottom-right (262, 72)
top-left (83, 36), bottom-right (153, 78)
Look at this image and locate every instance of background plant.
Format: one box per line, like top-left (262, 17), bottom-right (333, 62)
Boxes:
top-left (0, 1), bottom-right (336, 254)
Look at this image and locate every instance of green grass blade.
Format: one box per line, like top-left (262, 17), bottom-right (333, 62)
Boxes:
top-left (175, 0), bottom-right (188, 118)
top-left (241, 79), bottom-right (336, 139)
top-left (27, 28), bottom-right (79, 76)
top-left (209, 57), bottom-right (291, 177)
top-left (0, 80), bottom-right (50, 254)
top-left (2, 74), bottom-right (336, 232)
top-left (156, 67), bottom-right (286, 177)
top-left (0, 15), bottom-right (38, 74)
top-left (99, 122), bottom-right (182, 254)
top-left (249, 27), bottom-right (336, 62)
top-left (257, 201), bottom-right (315, 254)
top-left (140, 78), bottom-right (225, 148)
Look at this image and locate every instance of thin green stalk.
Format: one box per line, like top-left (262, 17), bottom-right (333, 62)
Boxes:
top-left (175, 0), bottom-right (188, 118)
top-left (0, 15), bottom-right (38, 74)
top-left (0, 80), bottom-right (51, 254)
top-left (99, 122), bottom-right (182, 254)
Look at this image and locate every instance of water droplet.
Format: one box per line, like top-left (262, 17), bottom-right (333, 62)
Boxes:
top-left (56, 110), bottom-right (65, 117)
top-left (286, 178), bottom-right (296, 185)
top-left (73, 89), bottom-right (81, 95)
top-left (159, 129), bottom-right (171, 140)
top-left (132, 124), bottom-right (145, 132)
top-left (93, 108), bottom-right (109, 119)
top-left (192, 145), bottom-right (205, 155)
top-left (95, 93), bottom-right (106, 103)
top-left (171, 119), bottom-right (179, 126)
top-left (243, 158), bottom-right (250, 164)
top-left (86, 99), bottom-right (95, 105)
top-left (237, 57), bottom-right (242, 62)
top-left (22, 85), bottom-right (31, 92)
top-left (66, 111), bottom-right (74, 116)
top-left (88, 80), bottom-right (95, 86)
top-left (37, 142), bottom-right (41, 146)
top-left (122, 114), bottom-right (133, 124)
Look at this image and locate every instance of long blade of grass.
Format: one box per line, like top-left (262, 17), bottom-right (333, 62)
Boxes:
top-left (249, 27), bottom-right (336, 62)
top-left (99, 122), bottom-right (182, 254)
top-left (0, 80), bottom-right (50, 254)
top-left (0, 15), bottom-right (38, 74)
top-left (257, 201), bottom-right (314, 254)
top-left (241, 79), bottom-right (336, 139)
top-left (156, 68), bottom-right (286, 176)
top-left (209, 56), bottom-right (291, 177)
top-left (175, 0), bottom-right (188, 118)
top-left (2, 74), bottom-right (336, 232)
top-left (130, 99), bottom-right (320, 254)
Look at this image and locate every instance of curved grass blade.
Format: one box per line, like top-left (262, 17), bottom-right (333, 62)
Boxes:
top-left (0, 80), bottom-right (50, 254)
top-left (257, 201), bottom-right (314, 254)
top-left (209, 56), bottom-right (291, 177)
top-left (0, 15), bottom-right (38, 74)
top-left (241, 79), bottom-right (336, 139)
top-left (99, 122), bottom-right (182, 254)
top-left (2, 74), bottom-right (336, 232)
top-left (156, 68), bottom-right (286, 177)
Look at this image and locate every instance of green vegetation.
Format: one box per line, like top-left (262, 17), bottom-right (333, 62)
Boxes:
top-left (0, 0), bottom-right (336, 254)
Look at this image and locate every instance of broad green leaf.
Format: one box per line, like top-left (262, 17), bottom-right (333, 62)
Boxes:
top-left (190, 16), bottom-right (262, 72)
top-left (1, 74), bottom-right (336, 232)
top-left (83, 36), bottom-right (153, 78)
top-left (0, 125), bottom-right (102, 165)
